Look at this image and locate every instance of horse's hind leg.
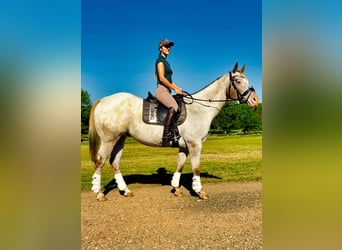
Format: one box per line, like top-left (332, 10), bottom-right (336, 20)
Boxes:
top-left (109, 135), bottom-right (133, 197)
top-left (171, 147), bottom-right (188, 197)
top-left (92, 140), bottom-right (116, 201)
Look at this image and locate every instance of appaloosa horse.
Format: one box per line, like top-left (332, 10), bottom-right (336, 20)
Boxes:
top-left (89, 62), bottom-right (258, 201)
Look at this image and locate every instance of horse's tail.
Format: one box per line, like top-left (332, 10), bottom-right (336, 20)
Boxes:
top-left (89, 100), bottom-right (101, 163)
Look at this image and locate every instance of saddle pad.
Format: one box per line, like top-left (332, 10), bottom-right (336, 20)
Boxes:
top-left (142, 95), bottom-right (186, 126)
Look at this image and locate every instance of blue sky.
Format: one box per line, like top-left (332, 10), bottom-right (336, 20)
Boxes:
top-left (82, 0), bottom-right (262, 102)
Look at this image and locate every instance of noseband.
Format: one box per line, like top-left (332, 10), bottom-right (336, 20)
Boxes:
top-left (229, 72), bottom-right (255, 104)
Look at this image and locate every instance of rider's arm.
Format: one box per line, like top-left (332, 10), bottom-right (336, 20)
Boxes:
top-left (157, 62), bottom-right (183, 95)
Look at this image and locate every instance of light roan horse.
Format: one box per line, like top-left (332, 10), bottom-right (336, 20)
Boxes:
top-left (89, 62), bottom-right (258, 201)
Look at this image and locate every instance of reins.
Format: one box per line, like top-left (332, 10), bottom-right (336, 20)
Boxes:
top-left (180, 71), bottom-right (255, 106)
top-left (181, 91), bottom-right (230, 104)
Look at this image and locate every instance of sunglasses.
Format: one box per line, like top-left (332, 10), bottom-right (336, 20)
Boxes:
top-left (162, 45), bottom-right (171, 49)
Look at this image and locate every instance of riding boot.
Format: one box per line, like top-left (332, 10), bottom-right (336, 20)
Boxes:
top-left (170, 116), bottom-right (180, 147)
top-left (162, 108), bottom-right (175, 146)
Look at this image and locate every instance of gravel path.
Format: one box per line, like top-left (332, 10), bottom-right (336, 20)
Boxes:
top-left (81, 182), bottom-right (262, 249)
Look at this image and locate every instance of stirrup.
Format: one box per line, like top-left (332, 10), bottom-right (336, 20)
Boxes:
top-left (171, 139), bottom-right (179, 147)
top-left (170, 131), bottom-right (180, 147)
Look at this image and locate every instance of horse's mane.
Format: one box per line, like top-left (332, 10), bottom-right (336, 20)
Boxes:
top-left (190, 76), bottom-right (223, 95)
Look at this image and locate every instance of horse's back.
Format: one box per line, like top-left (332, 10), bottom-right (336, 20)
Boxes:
top-left (94, 92), bottom-right (142, 134)
top-left (100, 92), bottom-right (140, 102)
top-left (96, 92), bottom-right (141, 109)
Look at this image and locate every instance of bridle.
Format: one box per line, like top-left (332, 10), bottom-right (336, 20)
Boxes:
top-left (182, 72), bottom-right (255, 105)
top-left (228, 72), bottom-right (255, 104)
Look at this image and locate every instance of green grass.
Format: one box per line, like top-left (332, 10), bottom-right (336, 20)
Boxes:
top-left (81, 135), bottom-right (262, 190)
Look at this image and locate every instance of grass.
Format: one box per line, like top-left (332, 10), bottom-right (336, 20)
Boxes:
top-left (81, 135), bottom-right (262, 191)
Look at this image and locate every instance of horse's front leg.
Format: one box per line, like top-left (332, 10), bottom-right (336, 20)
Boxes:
top-left (171, 147), bottom-right (188, 196)
top-left (188, 140), bottom-right (209, 200)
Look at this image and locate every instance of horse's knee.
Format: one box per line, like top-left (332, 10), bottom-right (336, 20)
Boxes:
top-left (94, 155), bottom-right (105, 169)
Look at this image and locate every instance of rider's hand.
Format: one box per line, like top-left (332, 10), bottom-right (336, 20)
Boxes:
top-left (175, 87), bottom-right (183, 95)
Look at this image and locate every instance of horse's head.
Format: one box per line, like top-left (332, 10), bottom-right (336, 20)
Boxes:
top-left (228, 62), bottom-right (259, 107)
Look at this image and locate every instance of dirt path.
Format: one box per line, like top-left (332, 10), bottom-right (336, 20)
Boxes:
top-left (81, 181), bottom-right (262, 249)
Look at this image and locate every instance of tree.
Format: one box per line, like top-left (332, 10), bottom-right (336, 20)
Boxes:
top-left (81, 89), bottom-right (92, 135)
top-left (210, 102), bottom-right (262, 134)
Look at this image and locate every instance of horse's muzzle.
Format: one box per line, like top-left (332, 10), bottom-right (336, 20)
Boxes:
top-left (246, 91), bottom-right (258, 107)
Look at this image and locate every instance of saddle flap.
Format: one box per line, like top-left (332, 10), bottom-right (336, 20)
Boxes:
top-left (142, 92), bottom-right (186, 126)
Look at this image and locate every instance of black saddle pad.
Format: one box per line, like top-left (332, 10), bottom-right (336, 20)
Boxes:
top-left (142, 92), bottom-right (186, 126)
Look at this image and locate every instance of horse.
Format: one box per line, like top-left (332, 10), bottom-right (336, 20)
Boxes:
top-left (88, 62), bottom-right (259, 201)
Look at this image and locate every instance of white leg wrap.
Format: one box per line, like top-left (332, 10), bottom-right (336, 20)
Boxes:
top-left (192, 175), bottom-right (202, 193)
top-left (91, 173), bottom-right (101, 193)
top-left (171, 172), bottom-right (181, 188)
top-left (115, 173), bottom-right (127, 191)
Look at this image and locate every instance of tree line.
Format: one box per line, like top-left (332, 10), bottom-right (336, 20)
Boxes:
top-left (210, 101), bottom-right (262, 134)
top-left (81, 89), bottom-right (262, 137)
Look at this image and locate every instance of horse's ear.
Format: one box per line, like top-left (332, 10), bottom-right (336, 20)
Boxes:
top-left (233, 62), bottom-right (238, 73)
top-left (240, 64), bottom-right (245, 74)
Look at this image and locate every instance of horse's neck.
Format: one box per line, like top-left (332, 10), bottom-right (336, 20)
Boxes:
top-left (193, 74), bottom-right (229, 120)
top-left (193, 74), bottom-right (229, 111)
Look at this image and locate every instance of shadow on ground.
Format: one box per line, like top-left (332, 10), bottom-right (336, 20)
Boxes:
top-left (103, 167), bottom-right (221, 197)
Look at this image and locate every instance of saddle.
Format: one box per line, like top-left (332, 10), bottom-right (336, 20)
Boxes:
top-left (142, 92), bottom-right (186, 126)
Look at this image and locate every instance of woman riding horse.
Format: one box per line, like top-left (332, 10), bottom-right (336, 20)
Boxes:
top-left (155, 38), bottom-right (184, 146)
top-left (89, 62), bottom-right (258, 201)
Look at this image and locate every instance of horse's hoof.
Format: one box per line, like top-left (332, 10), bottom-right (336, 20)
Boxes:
top-left (96, 192), bottom-right (107, 201)
top-left (173, 187), bottom-right (184, 197)
top-left (198, 190), bottom-right (209, 200)
top-left (124, 190), bottom-right (134, 197)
